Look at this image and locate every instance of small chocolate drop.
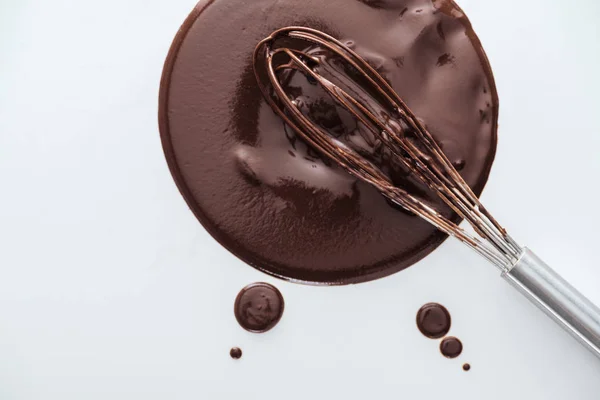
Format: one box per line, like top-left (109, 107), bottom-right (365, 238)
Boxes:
top-left (416, 303), bottom-right (451, 339)
top-left (440, 337), bottom-right (463, 358)
top-left (230, 347), bottom-right (243, 359)
top-left (463, 363), bottom-right (471, 371)
top-left (436, 53), bottom-right (455, 67)
top-left (234, 282), bottom-right (284, 333)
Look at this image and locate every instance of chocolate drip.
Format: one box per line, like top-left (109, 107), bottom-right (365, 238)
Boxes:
top-left (230, 347), bottom-right (243, 359)
top-left (440, 336), bottom-right (463, 358)
top-left (234, 283), bottom-right (284, 333)
top-left (416, 303), bottom-right (452, 339)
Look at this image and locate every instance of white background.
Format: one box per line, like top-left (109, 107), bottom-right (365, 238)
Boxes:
top-left (1, 0), bottom-right (599, 399)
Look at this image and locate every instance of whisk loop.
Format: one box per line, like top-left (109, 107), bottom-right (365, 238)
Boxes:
top-left (253, 26), bottom-right (522, 271)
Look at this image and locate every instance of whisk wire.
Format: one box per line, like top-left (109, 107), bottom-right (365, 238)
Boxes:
top-left (254, 26), bottom-right (523, 270)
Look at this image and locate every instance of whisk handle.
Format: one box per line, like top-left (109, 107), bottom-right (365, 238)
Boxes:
top-left (503, 248), bottom-right (600, 358)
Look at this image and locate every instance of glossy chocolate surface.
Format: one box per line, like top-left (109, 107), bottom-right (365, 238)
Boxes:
top-left (230, 347), bottom-right (243, 359)
top-left (440, 336), bottom-right (463, 358)
top-left (416, 303), bottom-right (452, 339)
top-left (159, 0), bottom-right (498, 284)
top-left (234, 282), bottom-right (284, 333)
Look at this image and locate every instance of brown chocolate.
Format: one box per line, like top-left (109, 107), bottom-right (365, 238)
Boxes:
top-left (416, 303), bottom-right (451, 339)
top-left (234, 283), bottom-right (284, 333)
top-left (440, 336), bottom-right (463, 358)
top-left (159, 0), bottom-right (498, 284)
top-left (462, 363), bottom-right (471, 371)
top-left (230, 347), bottom-right (243, 359)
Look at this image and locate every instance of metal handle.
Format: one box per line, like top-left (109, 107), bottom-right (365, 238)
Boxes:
top-left (502, 248), bottom-right (600, 358)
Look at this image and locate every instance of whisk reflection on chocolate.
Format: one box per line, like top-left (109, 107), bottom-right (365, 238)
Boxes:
top-left (253, 27), bottom-right (600, 358)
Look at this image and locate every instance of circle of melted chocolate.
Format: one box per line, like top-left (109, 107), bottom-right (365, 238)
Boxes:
top-left (462, 363), bottom-right (471, 371)
top-left (230, 347), bottom-right (243, 359)
top-left (159, 0), bottom-right (498, 284)
top-left (234, 282), bottom-right (284, 333)
top-left (416, 303), bottom-right (451, 338)
top-left (440, 336), bottom-right (463, 358)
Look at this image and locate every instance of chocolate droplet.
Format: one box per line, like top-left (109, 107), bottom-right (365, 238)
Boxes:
top-left (416, 303), bottom-right (451, 339)
top-left (230, 347), bottom-right (243, 359)
top-left (234, 282), bottom-right (284, 333)
top-left (440, 337), bottom-right (463, 358)
top-left (462, 363), bottom-right (471, 371)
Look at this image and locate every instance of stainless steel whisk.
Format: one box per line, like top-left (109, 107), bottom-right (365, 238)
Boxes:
top-left (254, 26), bottom-right (600, 358)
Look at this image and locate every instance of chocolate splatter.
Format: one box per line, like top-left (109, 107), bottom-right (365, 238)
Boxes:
top-left (440, 336), bottom-right (463, 358)
top-left (230, 347), bottom-right (243, 359)
top-left (436, 53), bottom-right (455, 66)
top-left (416, 303), bottom-right (451, 339)
top-left (234, 283), bottom-right (284, 333)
